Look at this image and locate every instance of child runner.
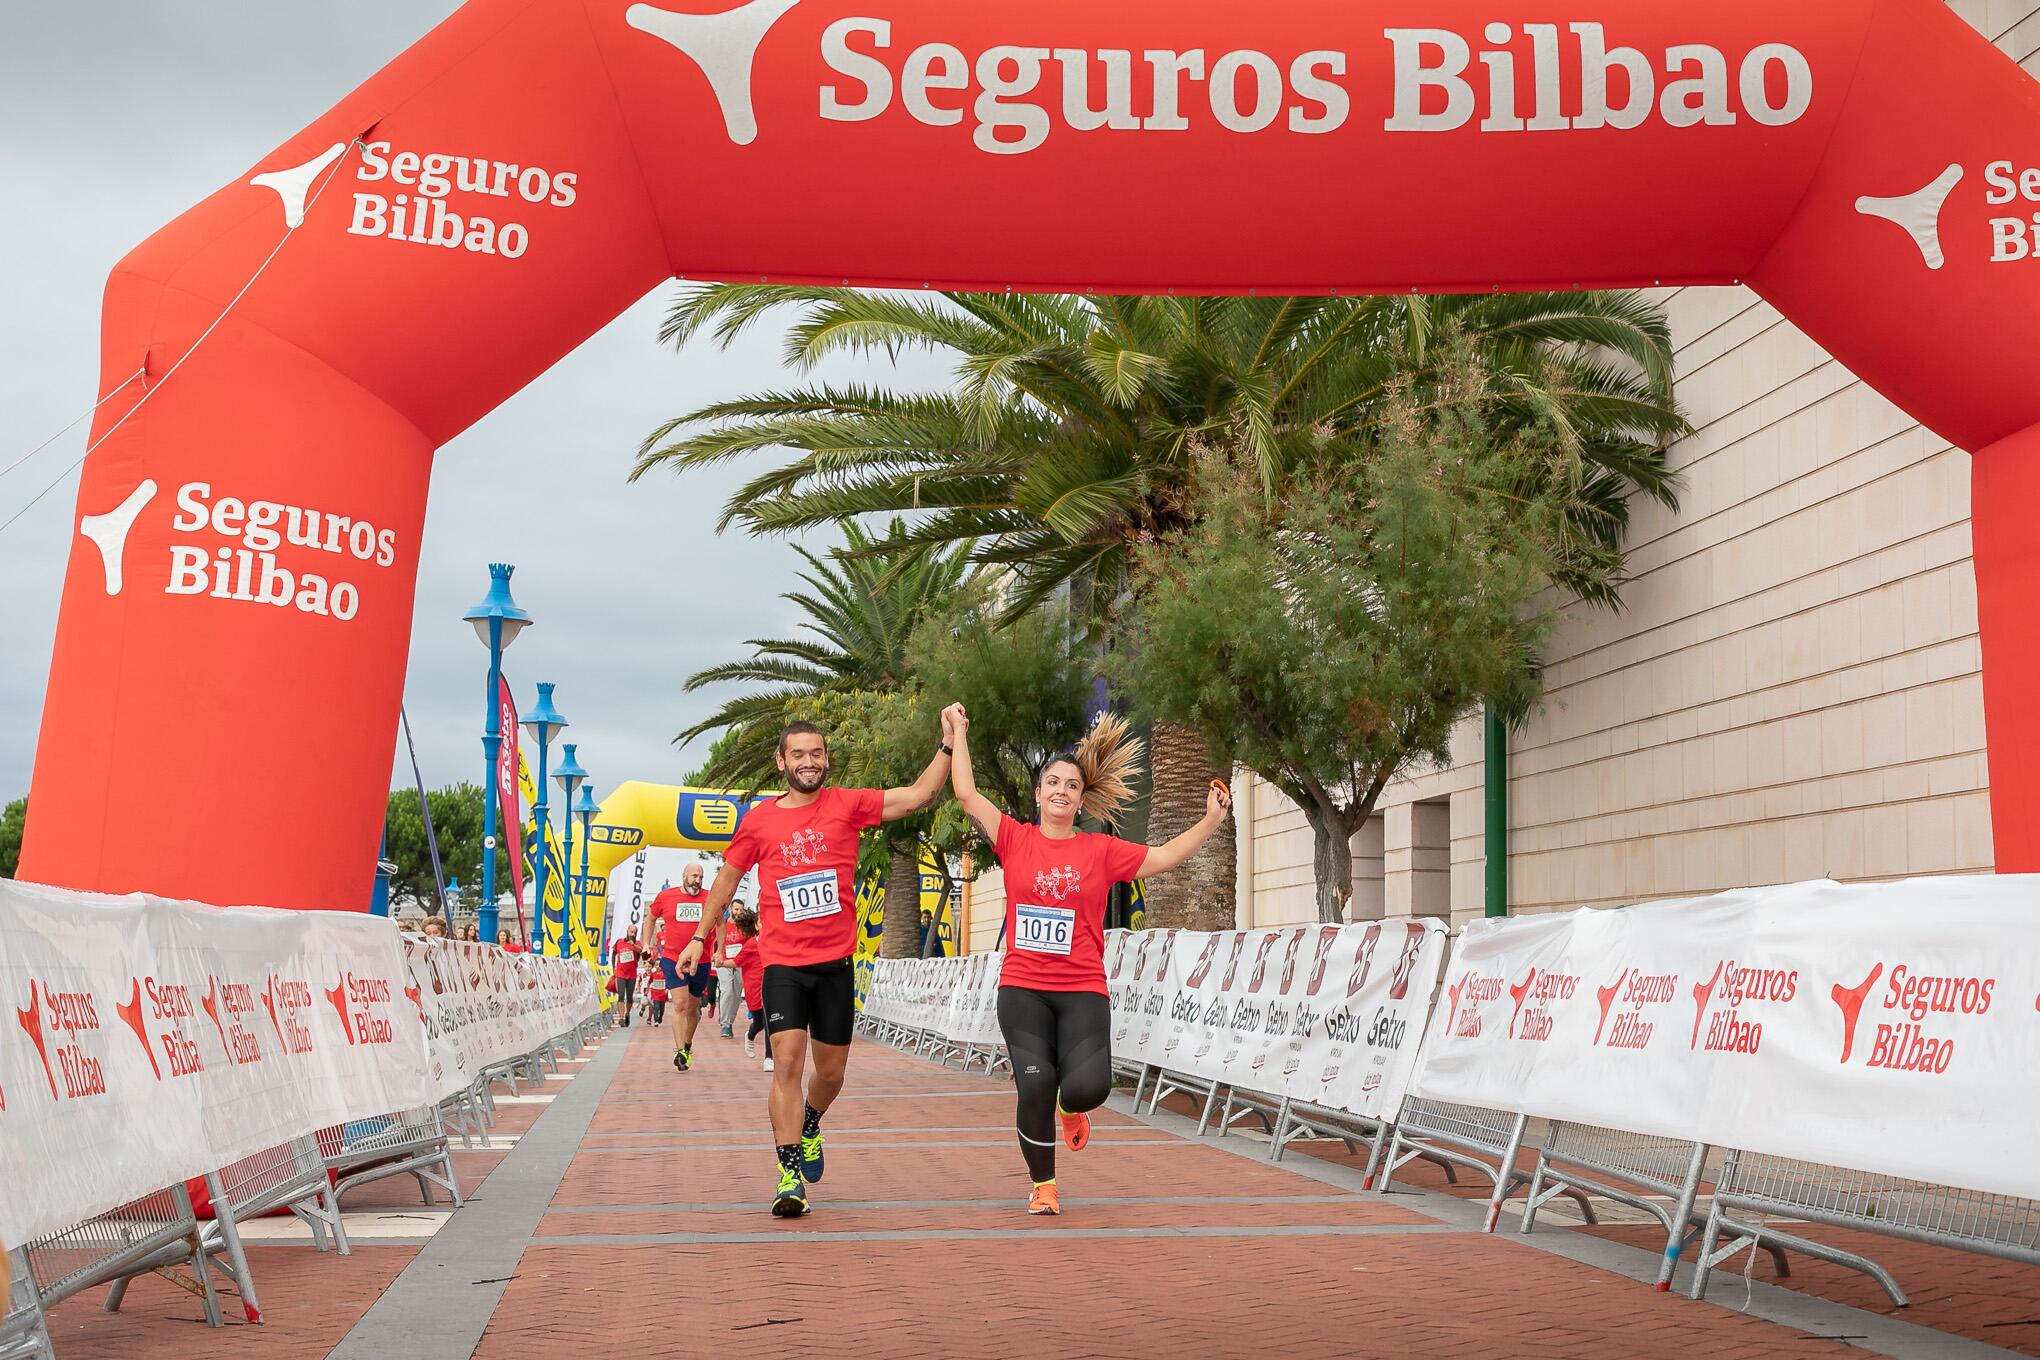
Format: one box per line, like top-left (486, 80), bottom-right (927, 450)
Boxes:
top-left (645, 972), bottom-right (669, 1027)
top-left (944, 703), bottom-right (1230, 1216)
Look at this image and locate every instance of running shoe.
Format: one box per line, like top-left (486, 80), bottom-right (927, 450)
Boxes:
top-left (800, 1132), bottom-right (826, 1182)
top-left (1059, 1105), bottom-right (1090, 1153)
top-left (762, 1055), bottom-right (774, 1072)
top-left (1027, 1181), bottom-right (1061, 1216)
top-left (673, 1046), bottom-right (691, 1072)
top-left (772, 1166), bottom-right (810, 1217)
top-left (744, 1035), bottom-right (757, 1058)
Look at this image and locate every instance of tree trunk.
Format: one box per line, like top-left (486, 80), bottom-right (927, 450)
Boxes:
top-left (1140, 720), bottom-right (1236, 931)
top-left (1301, 800), bottom-right (1356, 925)
top-left (880, 842), bottom-right (923, 959)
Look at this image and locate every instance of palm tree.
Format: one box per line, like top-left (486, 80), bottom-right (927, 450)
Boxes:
top-left (679, 519), bottom-right (972, 957)
top-left (639, 290), bottom-right (1686, 928)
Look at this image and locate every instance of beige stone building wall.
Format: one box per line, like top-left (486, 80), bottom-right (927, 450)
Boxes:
top-left (1232, 0), bottom-right (2035, 934)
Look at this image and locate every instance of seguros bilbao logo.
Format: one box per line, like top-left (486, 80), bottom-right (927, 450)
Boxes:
top-left (626, 1), bottom-right (1815, 156)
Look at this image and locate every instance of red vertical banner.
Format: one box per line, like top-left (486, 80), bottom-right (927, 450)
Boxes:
top-left (496, 677), bottom-right (525, 935)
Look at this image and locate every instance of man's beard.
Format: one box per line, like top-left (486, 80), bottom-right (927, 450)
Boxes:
top-left (787, 766), bottom-right (827, 794)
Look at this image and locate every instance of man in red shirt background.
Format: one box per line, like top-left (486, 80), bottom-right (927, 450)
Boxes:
top-left (717, 898), bottom-right (751, 1040)
top-left (646, 862), bottom-right (715, 1070)
top-left (608, 925), bottom-right (641, 1027)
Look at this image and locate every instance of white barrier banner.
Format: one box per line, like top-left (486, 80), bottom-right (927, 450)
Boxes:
top-left (1409, 876), bottom-right (2040, 1201)
top-left (401, 936), bottom-right (599, 1101)
top-left (1106, 921), bottom-right (1446, 1123)
top-left (0, 881), bottom-right (432, 1246)
top-left (0, 880), bottom-right (600, 1248)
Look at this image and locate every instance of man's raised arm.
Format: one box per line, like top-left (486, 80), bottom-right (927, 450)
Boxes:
top-left (881, 734), bottom-right (953, 823)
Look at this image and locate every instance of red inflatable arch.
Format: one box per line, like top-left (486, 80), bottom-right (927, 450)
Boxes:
top-left (21, 0), bottom-right (2040, 908)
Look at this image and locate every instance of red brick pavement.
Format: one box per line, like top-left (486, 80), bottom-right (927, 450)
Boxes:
top-left (32, 1023), bottom-right (2030, 1358)
top-left (479, 1025), bottom-right (1910, 1360)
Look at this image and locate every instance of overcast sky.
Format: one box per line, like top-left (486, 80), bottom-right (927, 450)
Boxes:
top-left (0, 3), bottom-right (950, 812)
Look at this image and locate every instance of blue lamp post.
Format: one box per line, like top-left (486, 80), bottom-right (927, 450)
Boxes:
top-left (520, 682), bottom-right (568, 953)
top-left (572, 784), bottom-right (600, 962)
top-left (553, 743), bottom-right (589, 959)
top-left (462, 563), bottom-right (531, 945)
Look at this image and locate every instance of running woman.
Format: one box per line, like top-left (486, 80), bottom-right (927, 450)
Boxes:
top-left (647, 864), bottom-right (713, 1070)
top-left (945, 703), bottom-right (1230, 1216)
top-left (676, 718), bottom-right (952, 1216)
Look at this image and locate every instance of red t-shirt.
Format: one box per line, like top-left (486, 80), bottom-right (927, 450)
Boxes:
top-left (735, 934), bottom-right (765, 1009)
top-left (501, 938), bottom-right (528, 954)
top-left (718, 922), bottom-right (751, 968)
top-left (647, 888), bottom-right (708, 960)
top-left (994, 815), bottom-right (1147, 995)
top-left (723, 786), bottom-right (885, 968)
top-left (609, 937), bottom-right (639, 980)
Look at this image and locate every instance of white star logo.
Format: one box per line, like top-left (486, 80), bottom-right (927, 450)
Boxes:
top-left (78, 479), bottom-right (157, 596)
top-left (626, 0), bottom-right (803, 146)
top-left (1855, 163), bottom-right (1964, 270)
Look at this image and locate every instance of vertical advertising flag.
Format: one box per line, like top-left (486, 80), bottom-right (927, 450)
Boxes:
top-left (495, 677), bottom-right (525, 935)
top-left (515, 749), bottom-right (572, 958)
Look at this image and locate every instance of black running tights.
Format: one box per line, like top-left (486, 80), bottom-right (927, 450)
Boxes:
top-left (996, 986), bottom-right (1112, 1183)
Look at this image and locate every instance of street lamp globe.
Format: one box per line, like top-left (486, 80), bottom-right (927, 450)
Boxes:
top-left (462, 561), bottom-right (532, 650)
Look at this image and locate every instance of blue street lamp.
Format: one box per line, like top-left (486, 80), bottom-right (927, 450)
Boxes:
top-left (463, 563), bottom-right (531, 944)
top-left (520, 682), bottom-right (568, 954)
top-left (553, 743), bottom-right (588, 959)
top-left (572, 784), bottom-right (600, 962)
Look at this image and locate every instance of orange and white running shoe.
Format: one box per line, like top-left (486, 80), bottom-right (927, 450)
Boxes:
top-left (1027, 1181), bottom-right (1061, 1216)
top-left (1058, 1104), bottom-right (1090, 1153)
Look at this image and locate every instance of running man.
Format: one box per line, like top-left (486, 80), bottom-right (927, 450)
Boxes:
top-left (945, 703), bottom-right (1230, 1216)
top-left (609, 925), bottom-right (641, 1027)
top-left (676, 718), bottom-right (952, 1216)
top-left (647, 864), bottom-right (714, 1071)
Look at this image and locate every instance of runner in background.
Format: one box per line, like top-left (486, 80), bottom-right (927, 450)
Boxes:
top-left (729, 906), bottom-right (768, 1065)
top-left (946, 703), bottom-right (1230, 1216)
top-left (676, 718), bottom-right (952, 1216)
top-left (718, 898), bottom-right (750, 1039)
top-left (609, 925), bottom-right (641, 1027)
top-left (647, 863), bottom-right (712, 1071)
top-left (645, 972), bottom-right (668, 1027)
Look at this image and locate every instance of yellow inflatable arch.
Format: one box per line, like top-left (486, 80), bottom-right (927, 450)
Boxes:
top-left (545, 781), bottom-right (957, 965)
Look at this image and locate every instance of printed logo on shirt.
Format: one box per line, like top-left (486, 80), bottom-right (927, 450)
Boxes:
top-left (1032, 865), bottom-right (1083, 904)
top-left (780, 828), bottom-right (828, 867)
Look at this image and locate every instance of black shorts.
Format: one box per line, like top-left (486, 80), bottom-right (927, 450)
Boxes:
top-left (761, 958), bottom-right (855, 1046)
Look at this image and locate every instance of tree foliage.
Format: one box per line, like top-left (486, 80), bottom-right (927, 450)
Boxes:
top-left (0, 797), bottom-right (24, 879)
top-left (1114, 372), bottom-right (1577, 922)
top-left (382, 782), bottom-right (509, 915)
top-left (636, 288), bottom-right (1684, 621)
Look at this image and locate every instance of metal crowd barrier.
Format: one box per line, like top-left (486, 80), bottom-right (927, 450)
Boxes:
top-left (318, 1104), bottom-right (463, 1211)
top-left (440, 1079), bottom-right (494, 1150)
top-left (1517, 1124), bottom-right (1788, 1289)
top-left (0, 1249), bottom-right (52, 1360)
top-left (1689, 1150), bottom-right (2040, 1307)
top-left (106, 1136), bottom-right (347, 1325)
top-left (1378, 1099), bottom-right (1597, 1232)
top-left (9, 1183), bottom-right (223, 1352)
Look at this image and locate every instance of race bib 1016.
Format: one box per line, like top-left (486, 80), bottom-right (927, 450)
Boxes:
top-left (1015, 904), bottom-right (1076, 955)
top-left (777, 869), bottom-right (842, 923)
